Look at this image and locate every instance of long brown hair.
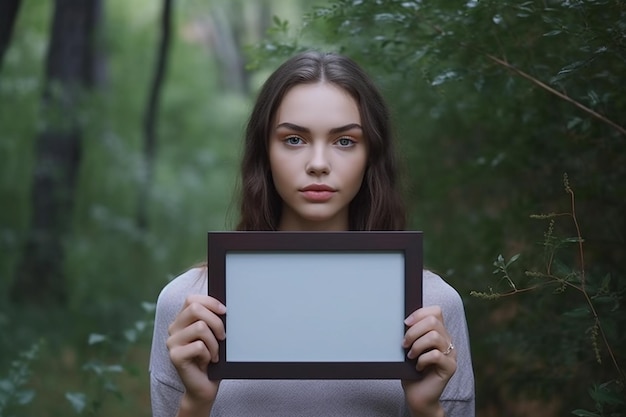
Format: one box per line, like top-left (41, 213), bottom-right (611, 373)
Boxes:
top-left (236, 51), bottom-right (405, 231)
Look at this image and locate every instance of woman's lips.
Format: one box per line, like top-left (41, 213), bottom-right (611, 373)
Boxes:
top-left (300, 185), bottom-right (336, 202)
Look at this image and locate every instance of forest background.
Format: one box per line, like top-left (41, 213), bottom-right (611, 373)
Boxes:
top-left (0, 0), bottom-right (624, 416)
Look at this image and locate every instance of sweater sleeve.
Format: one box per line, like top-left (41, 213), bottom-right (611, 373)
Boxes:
top-left (422, 270), bottom-right (475, 417)
top-left (149, 268), bottom-right (208, 417)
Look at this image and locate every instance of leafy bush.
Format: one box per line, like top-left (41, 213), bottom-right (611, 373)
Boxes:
top-left (0, 341), bottom-right (41, 417)
top-left (0, 302), bottom-right (154, 417)
top-left (472, 175), bottom-right (624, 415)
top-left (250, 0), bottom-right (626, 414)
top-left (63, 301), bottom-right (155, 416)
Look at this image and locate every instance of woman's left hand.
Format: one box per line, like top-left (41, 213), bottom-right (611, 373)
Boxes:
top-left (401, 305), bottom-right (457, 417)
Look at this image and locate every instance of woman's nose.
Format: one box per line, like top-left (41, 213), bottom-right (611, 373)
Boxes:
top-left (306, 144), bottom-right (330, 176)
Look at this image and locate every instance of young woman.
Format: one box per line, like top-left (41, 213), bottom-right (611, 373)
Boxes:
top-left (150, 51), bottom-right (475, 417)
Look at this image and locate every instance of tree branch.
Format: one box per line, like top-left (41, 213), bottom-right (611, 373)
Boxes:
top-left (137, 0), bottom-right (173, 229)
top-left (484, 53), bottom-right (626, 137)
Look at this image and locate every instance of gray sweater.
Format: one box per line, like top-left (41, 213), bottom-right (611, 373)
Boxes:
top-left (150, 268), bottom-right (475, 416)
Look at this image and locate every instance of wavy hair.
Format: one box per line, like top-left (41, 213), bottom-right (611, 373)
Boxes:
top-left (236, 51), bottom-right (405, 231)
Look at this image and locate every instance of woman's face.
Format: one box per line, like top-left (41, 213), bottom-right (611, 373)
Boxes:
top-left (269, 82), bottom-right (368, 231)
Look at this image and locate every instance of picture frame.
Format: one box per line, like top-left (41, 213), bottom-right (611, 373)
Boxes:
top-left (207, 231), bottom-right (423, 379)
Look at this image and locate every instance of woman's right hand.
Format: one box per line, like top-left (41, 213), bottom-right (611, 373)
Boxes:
top-left (166, 294), bottom-right (226, 415)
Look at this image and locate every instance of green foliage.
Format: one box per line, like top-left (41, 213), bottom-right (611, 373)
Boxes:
top-left (572, 381), bottom-right (626, 417)
top-left (250, 0), bottom-right (626, 414)
top-left (0, 0), bottom-right (246, 327)
top-left (0, 341), bottom-right (41, 416)
top-left (0, 302), bottom-right (154, 417)
top-left (60, 0), bottom-right (245, 324)
top-left (472, 176), bottom-right (625, 415)
top-left (60, 301), bottom-right (155, 416)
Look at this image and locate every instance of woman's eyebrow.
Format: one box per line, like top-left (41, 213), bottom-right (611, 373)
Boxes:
top-left (329, 123), bottom-right (362, 134)
top-left (276, 122), bottom-right (309, 133)
top-left (276, 122), bottom-right (362, 134)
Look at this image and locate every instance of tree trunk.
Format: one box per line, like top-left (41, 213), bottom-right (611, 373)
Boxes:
top-left (10, 0), bottom-right (102, 306)
top-left (0, 0), bottom-right (22, 69)
top-left (136, 0), bottom-right (173, 230)
top-left (208, 2), bottom-right (250, 95)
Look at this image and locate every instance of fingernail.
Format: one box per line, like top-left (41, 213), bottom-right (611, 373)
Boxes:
top-left (407, 350), bottom-right (415, 359)
top-left (404, 316), bottom-right (415, 326)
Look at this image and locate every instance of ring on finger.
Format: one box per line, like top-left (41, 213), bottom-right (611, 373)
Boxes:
top-left (442, 341), bottom-right (454, 355)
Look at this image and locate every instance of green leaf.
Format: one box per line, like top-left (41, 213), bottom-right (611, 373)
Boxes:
top-left (0, 378), bottom-right (12, 391)
top-left (82, 361), bottom-right (103, 375)
top-left (551, 60), bottom-right (588, 84)
top-left (567, 117), bottom-right (583, 129)
top-left (124, 329), bottom-right (137, 343)
top-left (591, 295), bottom-right (616, 306)
top-left (134, 320), bottom-right (147, 331)
top-left (563, 307), bottom-right (589, 318)
top-left (104, 380), bottom-right (120, 394)
top-left (543, 29), bottom-right (562, 37)
top-left (562, 237), bottom-right (584, 243)
top-left (506, 253), bottom-right (521, 267)
top-left (589, 383), bottom-right (626, 406)
top-left (16, 389), bottom-right (35, 405)
top-left (88, 333), bottom-right (107, 345)
top-left (104, 364), bottom-right (124, 373)
top-left (572, 410), bottom-right (600, 417)
top-left (65, 392), bottom-right (87, 414)
top-left (431, 70), bottom-right (459, 86)
top-left (141, 301), bottom-right (156, 313)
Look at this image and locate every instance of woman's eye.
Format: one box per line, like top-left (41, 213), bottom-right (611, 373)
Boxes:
top-left (337, 137), bottom-right (355, 147)
top-left (285, 136), bottom-right (303, 145)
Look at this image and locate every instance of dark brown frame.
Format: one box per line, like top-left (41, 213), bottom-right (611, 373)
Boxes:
top-left (207, 231), bottom-right (422, 379)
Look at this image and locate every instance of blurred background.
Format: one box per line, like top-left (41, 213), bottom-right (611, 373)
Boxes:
top-left (0, 0), bottom-right (624, 416)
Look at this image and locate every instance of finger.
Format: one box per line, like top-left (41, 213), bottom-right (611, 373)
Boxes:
top-left (404, 305), bottom-right (443, 327)
top-left (183, 294), bottom-right (227, 315)
top-left (167, 320), bottom-right (221, 363)
top-left (178, 295), bottom-right (227, 324)
top-left (405, 329), bottom-right (448, 360)
top-left (185, 301), bottom-right (226, 340)
top-left (414, 348), bottom-right (457, 375)
top-left (402, 314), bottom-right (445, 349)
top-left (169, 300), bottom-right (226, 340)
top-left (169, 339), bottom-right (213, 370)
